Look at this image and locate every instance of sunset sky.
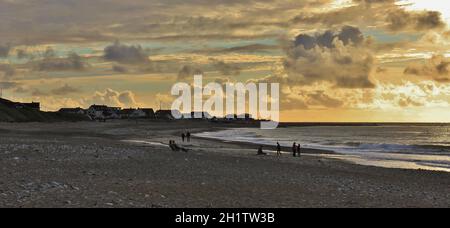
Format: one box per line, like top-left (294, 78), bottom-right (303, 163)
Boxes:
top-left (1, 0), bottom-right (450, 122)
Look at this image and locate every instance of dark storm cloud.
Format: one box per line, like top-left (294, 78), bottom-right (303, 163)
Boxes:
top-left (294, 26), bottom-right (364, 50)
top-left (284, 26), bottom-right (375, 89)
top-left (36, 53), bottom-right (86, 71)
top-left (104, 42), bottom-right (149, 64)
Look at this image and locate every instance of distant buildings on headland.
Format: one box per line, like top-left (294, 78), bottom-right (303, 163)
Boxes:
top-left (0, 97), bottom-right (258, 122)
top-left (59, 105), bottom-right (155, 121)
top-left (58, 104), bottom-right (256, 122)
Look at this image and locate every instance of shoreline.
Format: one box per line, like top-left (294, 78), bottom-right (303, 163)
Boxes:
top-left (192, 134), bottom-right (337, 155)
top-left (190, 126), bottom-right (450, 173)
top-left (1, 120), bottom-right (450, 207)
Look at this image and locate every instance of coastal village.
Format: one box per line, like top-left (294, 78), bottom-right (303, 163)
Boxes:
top-left (59, 105), bottom-right (255, 121)
top-left (0, 97), bottom-right (255, 122)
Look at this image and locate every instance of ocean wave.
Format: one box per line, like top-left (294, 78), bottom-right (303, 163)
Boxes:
top-left (331, 142), bottom-right (450, 154)
top-left (195, 127), bottom-right (450, 172)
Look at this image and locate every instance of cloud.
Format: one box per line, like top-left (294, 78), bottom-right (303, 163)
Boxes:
top-left (118, 91), bottom-right (138, 108)
top-left (31, 89), bottom-right (49, 97)
top-left (112, 65), bottom-right (129, 73)
top-left (386, 9), bottom-right (446, 32)
top-left (292, 0), bottom-right (447, 34)
top-left (0, 81), bottom-right (19, 89)
top-left (51, 84), bottom-right (81, 96)
top-left (211, 59), bottom-right (241, 76)
top-left (357, 81), bottom-right (450, 110)
top-left (0, 0), bottom-right (329, 44)
top-left (404, 55), bottom-right (450, 82)
top-left (291, 3), bottom-right (376, 27)
top-left (89, 88), bottom-right (139, 108)
top-left (36, 53), bottom-right (86, 71)
top-left (177, 65), bottom-right (203, 80)
top-left (217, 44), bottom-right (279, 53)
top-left (104, 41), bottom-right (149, 64)
top-left (16, 84), bottom-right (80, 97)
top-left (306, 90), bottom-right (344, 108)
top-left (284, 25), bottom-right (375, 89)
top-left (398, 96), bottom-right (424, 107)
top-left (16, 49), bottom-right (30, 59)
top-left (12, 86), bottom-right (28, 94)
top-left (0, 64), bottom-right (15, 79)
top-left (0, 44), bottom-right (11, 57)
top-left (294, 26), bottom-right (364, 49)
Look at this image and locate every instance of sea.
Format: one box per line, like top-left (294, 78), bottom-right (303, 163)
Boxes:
top-left (194, 124), bottom-right (450, 172)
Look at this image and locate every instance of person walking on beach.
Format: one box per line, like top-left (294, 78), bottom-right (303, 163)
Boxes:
top-left (292, 142), bottom-right (297, 157)
top-left (297, 144), bottom-right (301, 157)
top-left (276, 142), bottom-right (282, 157)
top-left (257, 146), bottom-right (267, 155)
top-left (181, 133), bottom-right (185, 142)
top-left (186, 131), bottom-right (191, 142)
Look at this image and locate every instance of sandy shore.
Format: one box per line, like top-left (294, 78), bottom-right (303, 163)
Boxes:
top-left (0, 120), bottom-right (449, 208)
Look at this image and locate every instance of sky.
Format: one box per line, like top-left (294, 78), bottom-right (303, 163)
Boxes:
top-left (1, 0), bottom-right (450, 122)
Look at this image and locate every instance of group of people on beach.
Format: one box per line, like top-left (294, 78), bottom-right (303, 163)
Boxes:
top-left (167, 131), bottom-right (192, 153)
top-left (181, 131), bottom-right (191, 142)
top-left (169, 140), bottom-right (188, 152)
top-left (258, 142), bottom-right (302, 157)
top-left (291, 142), bottom-right (302, 157)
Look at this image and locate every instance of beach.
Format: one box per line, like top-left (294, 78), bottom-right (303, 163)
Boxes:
top-left (0, 120), bottom-right (449, 208)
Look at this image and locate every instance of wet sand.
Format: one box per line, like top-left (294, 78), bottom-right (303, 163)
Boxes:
top-left (0, 120), bottom-right (449, 208)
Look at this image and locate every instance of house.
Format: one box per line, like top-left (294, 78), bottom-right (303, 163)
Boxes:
top-left (58, 107), bottom-right (86, 115)
top-left (139, 108), bottom-right (155, 119)
top-left (87, 105), bottom-right (121, 119)
top-left (225, 114), bottom-right (238, 120)
top-left (120, 108), bottom-right (136, 119)
top-left (238, 113), bottom-right (254, 120)
top-left (87, 105), bottom-right (108, 118)
top-left (189, 111), bottom-right (212, 119)
top-left (155, 110), bottom-right (181, 120)
top-left (119, 108), bottom-right (155, 119)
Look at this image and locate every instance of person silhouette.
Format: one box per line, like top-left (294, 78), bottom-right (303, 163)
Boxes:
top-left (297, 144), bottom-right (301, 157)
top-left (276, 142), bottom-right (282, 157)
top-left (257, 146), bottom-right (266, 155)
top-left (292, 142), bottom-right (297, 157)
top-left (181, 133), bottom-right (185, 142)
top-left (186, 131), bottom-right (191, 142)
